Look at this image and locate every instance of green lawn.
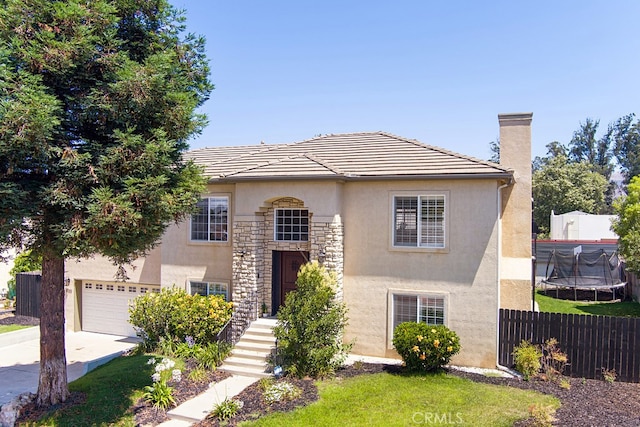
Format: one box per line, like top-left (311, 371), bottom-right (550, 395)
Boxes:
top-left (34, 353), bottom-right (153, 426)
top-left (244, 372), bottom-right (559, 427)
top-left (535, 290), bottom-right (640, 317)
top-left (32, 355), bottom-right (559, 427)
top-left (0, 324), bottom-right (34, 334)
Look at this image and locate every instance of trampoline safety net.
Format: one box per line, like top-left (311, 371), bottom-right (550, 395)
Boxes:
top-left (542, 248), bottom-right (625, 289)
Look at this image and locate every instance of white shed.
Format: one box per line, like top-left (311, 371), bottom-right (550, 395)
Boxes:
top-left (549, 210), bottom-right (618, 241)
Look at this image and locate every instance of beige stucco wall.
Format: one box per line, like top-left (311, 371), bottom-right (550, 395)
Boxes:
top-left (342, 179), bottom-right (501, 368)
top-left (233, 180), bottom-right (343, 218)
top-left (499, 113), bottom-right (533, 311)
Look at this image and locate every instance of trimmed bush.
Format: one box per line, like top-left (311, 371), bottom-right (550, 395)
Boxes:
top-left (392, 322), bottom-right (461, 371)
top-left (512, 340), bottom-right (542, 380)
top-left (129, 287), bottom-right (233, 349)
top-left (273, 261), bottom-right (352, 378)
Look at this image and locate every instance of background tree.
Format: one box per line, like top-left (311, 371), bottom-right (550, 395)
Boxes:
top-left (568, 118), bottom-right (617, 209)
top-left (488, 137), bottom-right (500, 163)
top-left (612, 114), bottom-right (640, 185)
top-left (532, 155), bottom-right (608, 233)
top-left (533, 141), bottom-right (568, 172)
top-left (6, 250), bottom-right (42, 300)
top-left (612, 176), bottom-right (640, 273)
top-left (0, 0), bottom-right (209, 406)
top-left (568, 118), bottom-right (615, 180)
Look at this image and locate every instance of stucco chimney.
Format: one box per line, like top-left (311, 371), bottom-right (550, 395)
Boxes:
top-left (498, 112), bottom-right (532, 311)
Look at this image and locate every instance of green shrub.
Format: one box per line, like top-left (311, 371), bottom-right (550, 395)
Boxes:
top-left (156, 337), bottom-right (178, 357)
top-left (513, 340), bottom-right (542, 380)
top-left (194, 341), bottom-right (232, 370)
top-left (187, 367), bottom-right (208, 382)
top-left (392, 322), bottom-right (461, 372)
top-left (129, 287), bottom-right (233, 349)
top-left (212, 397), bottom-right (243, 420)
top-left (602, 367), bottom-right (617, 384)
top-left (273, 261), bottom-right (352, 378)
top-left (258, 377), bottom-right (275, 392)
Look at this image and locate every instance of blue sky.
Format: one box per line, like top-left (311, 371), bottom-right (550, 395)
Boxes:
top-left (171, 1), bottom-right (640, 161)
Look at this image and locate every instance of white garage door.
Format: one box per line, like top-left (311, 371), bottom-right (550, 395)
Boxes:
top-left (82, 281), bottom-right (160, 337)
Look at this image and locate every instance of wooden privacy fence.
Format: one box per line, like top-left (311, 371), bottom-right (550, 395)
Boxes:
top-left (499, 309), bottom-right (640, 382)
top-left (15, 272), bottom-right (41, 318)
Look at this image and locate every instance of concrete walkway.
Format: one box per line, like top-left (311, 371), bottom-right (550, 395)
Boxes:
top-left (159, 375), bottom-right (259, 427)
top-left (0, 328), bottom-right (138, 406)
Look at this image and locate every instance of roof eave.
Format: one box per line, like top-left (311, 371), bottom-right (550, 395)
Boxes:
top-left (207, 171), bottom-right (514, 183)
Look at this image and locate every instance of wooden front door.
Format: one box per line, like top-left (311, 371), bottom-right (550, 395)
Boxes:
top-left (278, 251), bottom-right (308, 308)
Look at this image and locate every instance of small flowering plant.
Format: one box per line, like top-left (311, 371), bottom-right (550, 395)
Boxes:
top-left (262, 381), bottom-right (302, 404)
top-left (143, 357), bottom-right (182, 409)
top-left (392, 322), bottom-right (461, 372)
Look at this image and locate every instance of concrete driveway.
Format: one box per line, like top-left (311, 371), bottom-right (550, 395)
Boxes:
top-left (0, 328), bottom-right (138, 406)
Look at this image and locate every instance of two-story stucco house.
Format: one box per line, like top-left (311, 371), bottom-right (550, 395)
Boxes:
top-left (64, 112), bottom-right (533, 368)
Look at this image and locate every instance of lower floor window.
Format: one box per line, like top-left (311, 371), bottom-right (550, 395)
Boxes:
top-left (190, 281), bottom-right (229, 301)
top-left (392, 294), bottom-right (445, 331)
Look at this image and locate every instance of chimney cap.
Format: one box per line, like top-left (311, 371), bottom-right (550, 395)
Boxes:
top-left (498, 112), bottom-right (533, 126)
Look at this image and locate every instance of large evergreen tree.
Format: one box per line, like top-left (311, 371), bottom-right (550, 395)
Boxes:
top-left (0, 0), bottom-right (210, 406)
top-left (568, 118), bottom-right (615, 180)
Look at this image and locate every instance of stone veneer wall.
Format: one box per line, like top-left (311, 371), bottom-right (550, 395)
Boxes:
top-left (232, 197), bottom-right (345, 319)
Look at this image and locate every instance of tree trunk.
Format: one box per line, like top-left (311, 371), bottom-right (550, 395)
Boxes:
top-left (36, 254), bottom-right (69, 406)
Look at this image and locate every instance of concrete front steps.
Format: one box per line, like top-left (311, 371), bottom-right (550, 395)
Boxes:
top-left (159, 318), bottom-right (277, 426)
top-left (218, 317), bottom-right (277, 378)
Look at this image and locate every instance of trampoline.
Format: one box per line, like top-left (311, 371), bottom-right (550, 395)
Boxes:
top-left (541, 247), bottom-right (626, 301)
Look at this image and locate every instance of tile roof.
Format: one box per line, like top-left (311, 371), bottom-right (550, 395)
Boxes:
top-left (184, 132), bottom-right (512, 182)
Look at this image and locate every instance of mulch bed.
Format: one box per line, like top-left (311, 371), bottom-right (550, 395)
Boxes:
top-left (0, 313), bottom-right (39, 326)
top-left (131, 363), bottom-right (231, 426)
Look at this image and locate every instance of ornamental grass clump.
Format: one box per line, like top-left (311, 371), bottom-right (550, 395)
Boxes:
top-left (129, 288), bottom-right (233, 350)
top-left (212, 397), bottom-right (244, 420)
top-left (392, 322), bottom-right (461, 372)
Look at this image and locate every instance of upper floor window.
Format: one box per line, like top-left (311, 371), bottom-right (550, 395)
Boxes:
top-left (191, 196), bottom-right (229, 242)
top-left (393, 195), bottom-right (446, 248)
top-left (275, 209), bottom-right (309, 241)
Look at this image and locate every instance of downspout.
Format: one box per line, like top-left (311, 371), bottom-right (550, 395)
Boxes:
top-left (496, 180), bottom-right (511, 368)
